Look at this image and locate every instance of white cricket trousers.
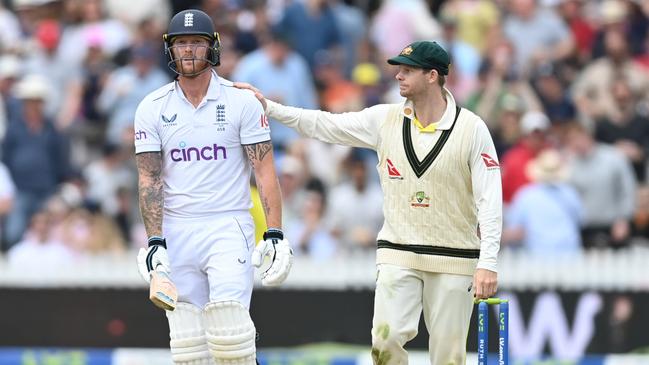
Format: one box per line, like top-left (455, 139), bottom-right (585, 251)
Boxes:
top-left (163, 212), bottom-right (255, 309)
top-left (371, 264), bottom-right (475, 365)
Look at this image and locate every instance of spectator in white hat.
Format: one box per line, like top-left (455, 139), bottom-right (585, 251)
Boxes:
top-left (2, 74), bottom-right (70, 248)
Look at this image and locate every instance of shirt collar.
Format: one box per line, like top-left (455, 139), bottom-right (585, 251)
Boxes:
top-left (400, 88), bottom-right (457, 131)
top-left (205, 70), bottom-right (221, 100)
top-left (173, 69), bottom-right (221, 103)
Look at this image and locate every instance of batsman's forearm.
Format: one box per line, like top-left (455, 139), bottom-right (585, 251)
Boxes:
top-left (136, 152), bottom-right (164, 238)
top-left (256, 168), bottom-right (282, 229)
top-left (244, 141), bottom-right (282, 229)
top-left (139, 177), bottom-right (164, 237)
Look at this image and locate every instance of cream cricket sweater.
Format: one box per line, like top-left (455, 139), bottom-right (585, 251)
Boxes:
top-left (265, 90), bottom-right (502, 275)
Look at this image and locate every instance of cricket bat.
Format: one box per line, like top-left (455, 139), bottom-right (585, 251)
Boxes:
top-left (149, 268), bottom-right (177, 311)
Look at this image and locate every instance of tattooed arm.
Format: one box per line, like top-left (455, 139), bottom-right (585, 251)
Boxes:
top-left (136, 152), bottom-right (164, 237)
top-left (244, 141), bottom-right (282, 229)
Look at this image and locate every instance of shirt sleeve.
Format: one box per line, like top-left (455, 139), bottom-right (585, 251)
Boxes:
top-left (240, 96), bottom-right (270, 145)
top-left (469, 120), bottom-right (503, 273)
top-left (133, 98), bottom-right (161, 154)
top-left (265, 100), bottom-right (385, 150)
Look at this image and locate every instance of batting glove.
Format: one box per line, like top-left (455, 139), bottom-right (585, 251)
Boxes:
top-left (136, 237), bottom-right (171, 284)
top-left (252, 228), bottom-right (293, 286)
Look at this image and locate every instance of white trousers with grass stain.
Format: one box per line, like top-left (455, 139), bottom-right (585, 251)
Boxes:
top-left (371, 264), bottom-right (475, 365)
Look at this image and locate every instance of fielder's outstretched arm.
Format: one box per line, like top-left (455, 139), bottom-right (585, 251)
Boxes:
top-left (136, 151), bottom-right (164, 237)
top-left (264, 100), bottom-right (384, 150)
top-left (244, 141), bottom-right (281, 229)
top-left (234, 82), bottom-right (382, 150)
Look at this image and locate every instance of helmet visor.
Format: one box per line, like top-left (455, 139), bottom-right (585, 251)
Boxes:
top-left (168, 41), bottom-right (213, 77)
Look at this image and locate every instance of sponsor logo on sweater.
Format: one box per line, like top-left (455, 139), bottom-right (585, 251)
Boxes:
top-left (387, 159), bottom-right (403, 180)
top-left (410, 191), bottom-right (430, 208)
top-left (481, 153), bottom-right (499, 169)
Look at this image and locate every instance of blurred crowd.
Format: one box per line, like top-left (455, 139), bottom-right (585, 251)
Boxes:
top-left (0, 0), bottom-right (647, 271)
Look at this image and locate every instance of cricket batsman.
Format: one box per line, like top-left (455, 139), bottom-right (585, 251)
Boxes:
top-left (134, 9), bottom-right (292, 365)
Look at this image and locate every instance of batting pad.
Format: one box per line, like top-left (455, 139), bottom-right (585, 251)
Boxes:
top-left (166, 302), bottom-right (213, 365)
top-left (204, 301), bottom-right (256, 365)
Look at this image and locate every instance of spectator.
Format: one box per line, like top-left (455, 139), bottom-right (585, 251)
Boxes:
top-left (2, 75), bottom-right (70, 248)
top-left (60, 206), bottom-right (126, 256)
top-left (330, 0), bottom-right (367, 78)
top-left (436, 14), bottom-right (481, 103)
top-left (314, 51), bottom-right (364, 113)
top-left (556, 0), bottom-right (596, 64)
top-left (439, 0), bottom-right (500, 53)
top-left (590, 0), bottom-right (633, 59)
top-left (370, 0), bottom-right (440, 59)
top-left (351, 62), bottom-right (383, 107)
top-left (532, 63), bottom-right (577, 126)
top-left (565, 123), bottom-right (636, 248)
top-left (275, 0), bottom-right (341, 71)
top-left (594, 79), bottom-right (649, 181)
top-left (285, 138), bottom-right (352, 193)
top-left (491, 93), bottom-right (526, 156)
top-left (24, 20), bottom-right (84, 131)
top-left (503, 0), bottom-right (575, 77)
top-left (572, 27), bottom-right (649, 122)
top-left (232, 30), bottom-right (317, 150)
top-left (465, 40), bottom-right (541, 126)
top-left (287, 179), bottom-right (337, 260)
top-left (503, 149), bottom-right (583, 253)
top-left (277, 155), bottom-right (307, 230)
top-left (7, 211), bottom-right (75, 272)
top-left (98, 43), bottom-right (169, 145)
top-left (501, 111), bottom-right (551, 204)
top-left (104, 0), bottom-right (171, 32)
top-left (328, 149), bottom-right (383, 254)
top-left (83, 143), bottom-right (135, 217)
top-left (57, 0), bottom-right (131, 68)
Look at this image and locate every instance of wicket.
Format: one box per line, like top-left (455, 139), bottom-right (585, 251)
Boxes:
top-left (476, 298), bottom-right (508, 365)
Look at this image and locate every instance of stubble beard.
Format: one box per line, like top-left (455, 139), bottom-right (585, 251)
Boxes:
top-left (178, 59), bottom-right (209, 77)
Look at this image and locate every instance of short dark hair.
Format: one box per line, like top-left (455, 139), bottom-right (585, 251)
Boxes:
top-left (423, 68), bottom-right (446, 87)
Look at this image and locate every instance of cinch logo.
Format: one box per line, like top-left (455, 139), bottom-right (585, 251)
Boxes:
top-left (170, 141), bottom-right (227, 162)
top-left (134, 130), bottom-right (147, 141)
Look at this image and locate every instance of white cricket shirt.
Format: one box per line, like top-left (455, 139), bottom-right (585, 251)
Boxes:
top-left (134, 71), bottom-right (270, 221)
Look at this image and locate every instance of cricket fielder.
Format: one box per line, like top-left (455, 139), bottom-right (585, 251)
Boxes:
top-left (134, 9), bottom-right (292, 365)
top-left (237, 41), bottom-right (502, 364)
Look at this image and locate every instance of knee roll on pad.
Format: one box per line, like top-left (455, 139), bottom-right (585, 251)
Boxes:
top-left (166, 302), bottom-right (212, 364)
top-left (204, 301), bottom-right (256, 364)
